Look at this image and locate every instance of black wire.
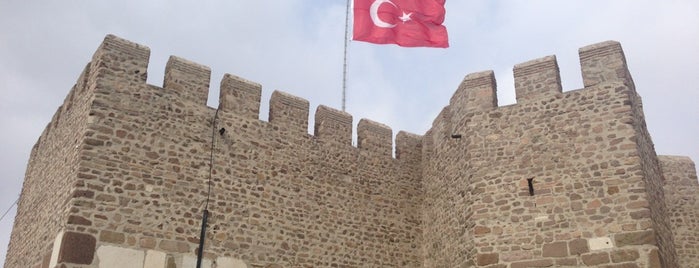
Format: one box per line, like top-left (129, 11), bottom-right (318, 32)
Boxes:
top-left (205, 107), bottom-right (221, 210)
top-left (0, 196), bottom-right (19, 222)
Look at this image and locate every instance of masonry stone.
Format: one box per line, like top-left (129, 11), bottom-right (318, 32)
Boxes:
top-left (4, 34), bottom-right (697, 267)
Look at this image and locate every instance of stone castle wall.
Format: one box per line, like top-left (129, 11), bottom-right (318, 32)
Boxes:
top-left (4, 60), bottom-right (96, 268)
top-left (660, 156), bottom-right (699, 267)
top-left (7, 35), bottom-right (424, 268)
top-left (420, 41), bottom-right (679, 267)
top-left (4, 35), bottom-right (697, 268)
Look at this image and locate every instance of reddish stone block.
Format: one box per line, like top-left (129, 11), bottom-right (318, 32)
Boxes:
top-left (582, 252), bottom-right (610, 266)
top-left (67, 215), bottom-right (92, 226)
top-left (556, 257), bottom-right (578, 266)
top-left (568, 238), bottom-right (589, 255)
top-left (57, 232), bottom-right (96, 265)
top-left (476, 252), bottom-right (499, 266)
top-left (542, 241), bottom-right (568, 257)
top-left (610, 249), bottom-right (639, 263)
top-left (474, 226), bottom-right (491, 236)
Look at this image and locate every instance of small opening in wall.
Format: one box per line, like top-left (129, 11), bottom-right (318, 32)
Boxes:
top-left (527, 177), bottom-right (535, 196)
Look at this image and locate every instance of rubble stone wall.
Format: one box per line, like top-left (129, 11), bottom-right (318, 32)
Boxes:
top-left (5, 35), bottom-right (696, 268)
top-left (660, 156), bottom-right (699, 267)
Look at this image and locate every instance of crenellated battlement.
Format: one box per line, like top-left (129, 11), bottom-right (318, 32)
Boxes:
top-left (163, 56), bottom-right (211, 105)
top-left (314, 105), bottom-right (352, 145)
top-left (219, 73), bottom-right (262, 118)
top-left (431, 40), bottom-right (634, 139)
top-left (77, 34), bottom-right (421, 160)
top-left (513, 55), bottom-right (562, 102)
top-left (8, 34), bottom-right (695, 268)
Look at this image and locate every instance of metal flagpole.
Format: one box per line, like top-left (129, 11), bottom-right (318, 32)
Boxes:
top-left (342, 0), bottom-right (351, 111)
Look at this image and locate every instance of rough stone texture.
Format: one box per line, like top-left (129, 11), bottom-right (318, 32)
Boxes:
top-left (589, 236), bottom-right (614, 251)
top-left (216, 257), bottom-right (248, 268)
top-left (96, 245), bottom-right (145, 268)
top-left (4, 35), bottom-right (697, 268)
top-left (143, 250), bottom-right (167, 268)
top-left (659, 156), bottom-right (699, 267)
top-left (58, 232), bottom-right (97, 265)
top-left (569, 238), bottom-right (589, 255)
top-left (582, 252), bottom-right (611, 265)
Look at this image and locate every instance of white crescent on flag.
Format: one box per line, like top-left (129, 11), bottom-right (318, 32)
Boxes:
top-left (370, 0), bottom-right (397, 28)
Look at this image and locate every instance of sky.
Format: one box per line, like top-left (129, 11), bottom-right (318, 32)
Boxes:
top-left (0, 0), bottom-right (697, 264)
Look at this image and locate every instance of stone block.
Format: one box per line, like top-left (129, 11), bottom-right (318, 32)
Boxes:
top-left (57, 232), bottom-right (97, 265)
top-left (181, 254), bottom-right (212, 268)
top-left (542, 241), bottom-right (568, 257)
top-left (217, 256), bottom-right (248, 268)
top-left (144, 250), bottom-right (167, 268)
top-left (614, 230), bottom-right (655, 247)
top-left (96, 245), bottom-right (144, 268)
top-left (476, 252), bottom-right (499, 266)
top-left (589, 236), bottom-right (614, 250)
top-left (610, 249), bottom-right (639, 263)
top-left (569, 238), bottom-right (589, 255)
top-left (582, 252), bottom-right (610, 266)
top-left (99, 230), bottom-right (125, 244)
top-left (159, 240), bottom-right (190, 253)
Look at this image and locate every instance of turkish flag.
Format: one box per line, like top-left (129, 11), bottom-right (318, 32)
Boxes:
top-left (353, 0), bottom-right (449, 48)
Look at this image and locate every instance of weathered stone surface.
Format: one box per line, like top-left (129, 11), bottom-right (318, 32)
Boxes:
top-left (581, 252), bottom-right (611, 266)
top-left (542, 241), bottom-right (568, 257)
top-left (610, 249), bottom-right (639, 263)
top-left (476, 252), bottom-right (499, 266)
top-left (660, 156), bottom-right (699, 267)
top-left (614, 230), bottom-right (656, 247)
top-left (99, 230), bottom-right (125, 244)
top-left (139, 237), bottom-right (157, 249)
top-left (159, 240), bottom-right (190, 253)
top-left (217, 257), bottom-right (248, 268)
top-left (569, 238), bottom-right (589, 255)
top-left (144, 250), bottom-right (167, 268)
top-left (57, 232), bottom-right (96, 265)
top-left (589, 236), bottom-right (614, 251)
top-left (96, 245), bottom-right (144, 268)
top-left (3, 35), bottom-right (692, 268)
top-left (648, 248), bottom-right (662, 268)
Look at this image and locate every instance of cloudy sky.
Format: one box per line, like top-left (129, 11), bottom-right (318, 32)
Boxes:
top-left (0, 0), bottom-right (697, 264)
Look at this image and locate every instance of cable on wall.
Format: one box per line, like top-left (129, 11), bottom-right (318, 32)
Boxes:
top-left (197, 106), bottom-right (222, 268)
top-left (0, 196), bottom-right (19, 222)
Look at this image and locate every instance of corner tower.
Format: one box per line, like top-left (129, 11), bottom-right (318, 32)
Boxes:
top-left (421, 41), bottom-right (679, 267)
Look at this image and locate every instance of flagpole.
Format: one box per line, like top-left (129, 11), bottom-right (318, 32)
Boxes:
top-left (342, 0), bottom-right (351, 112)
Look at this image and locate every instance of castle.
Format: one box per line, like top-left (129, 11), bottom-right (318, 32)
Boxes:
top-left (4, 35), bottom-right (698, 268)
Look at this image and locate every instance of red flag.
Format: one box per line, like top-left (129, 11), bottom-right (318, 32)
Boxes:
top-left (353, 0), bottom-right (449, 48)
